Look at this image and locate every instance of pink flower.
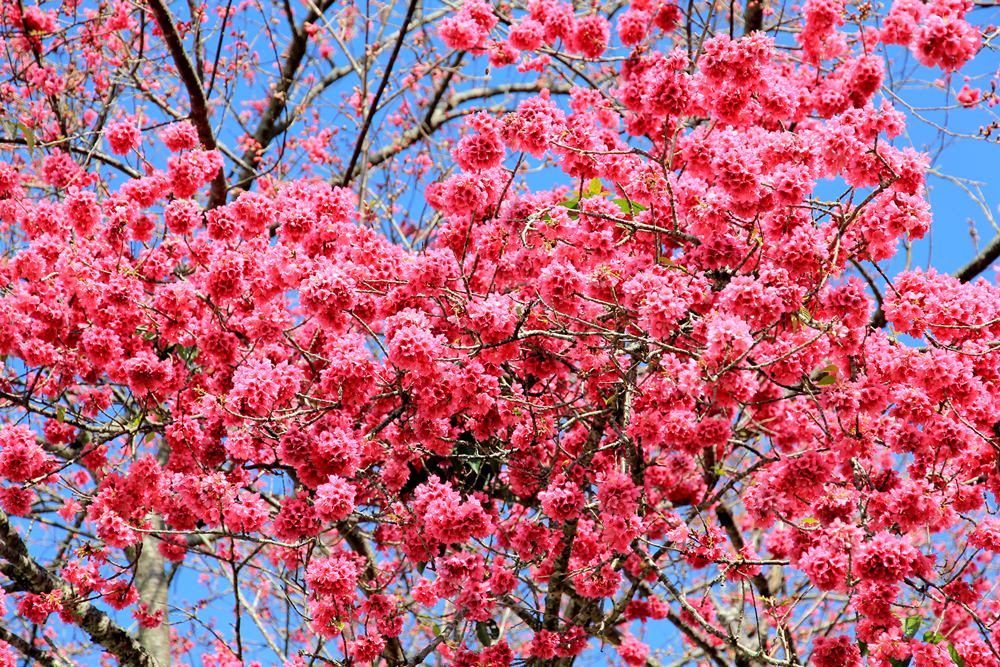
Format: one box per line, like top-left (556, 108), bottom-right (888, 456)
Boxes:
top-left (913, 13), bottom-right (980, 71)
top-left (798, 0), bottom-right (846, 62)
top-left (299, 261), bottom-right (358, 328)
top-left (64, 188), bottom-right (101, 236)
top-left (314, 476), bottom-right (356, 522)
top-left (970, 517), bottom-right (1000, 551)
top-left (618, 9), bottom-right (650, 45)
top-left (160, 121), bottom-right (200, 151)
top-left (18, 591), bottom-right (61, 624)
top-left (168, 149), bottom-right (223, 199)
top-left (313, 427), bottom-right (362, 478)
top-left (122, 351), bottom-right (174, 395)
top-left (856, 532), bottom-right (925, 584)
top-left (309, 597), bottom-right (352, 638)
top-left (881, 0), bottom-right (926, 44)
top-left (509, 19), bottom-right (545, 51)
top-left (617, 633), bottom-right (649, 667)
top-left (812, 636), bottom-right (862, 667)
top-left (568, 15), bottom-right (610, 58)
top-left (0, 487), bottom-right (35, 517)
top-left (103, 580), bottom-right (139, 610)
top-left (222, 492), bottom-right (270, 533)
top-left (20, 6), bottom-right (57, 33)
top-left (0, 424), bottom-right (51, 482)
top-left (205, 250), bottom-right (245, 301)
top-left (453, 129), bottom-right (505, 172)
top-left (105, 119), bottom-right (141, 155)
top-left (703, 313), bottom-right (754, 367)
top-left (957, 83), bottom-right (982, 107)
top-left (164, 198), bottom-right (202, 235)
top-left (273, 496), bottom-right (321, 541)
top-left (306, 552), bottom-right (360, 601)
top-left (538, 476), bottom-right (585, 521)
top-left (0, 642), bottom-right (15, 667)
top-left (596, 470), bottom-right (639, 518)
top-left (412, 477), bottom-right (493, 545)
top-left (350, 635), bottom-right (386, 665)
top-left (538, 261), bottom-right (584, 313)
top-left (439, 0), bottom-right (496, 50)
top-left (133, 604), bottom-right (165, 629)
top-left (654, 2), bottom-right (681, 30)
top-left (501, 90), bottom-right (566, 156)
top-left (386, 309), bottom-right (447, 373)
top-left (799, 544), bottom-right (849, 591)
top-left (229, 357), bottom-right (284, 416)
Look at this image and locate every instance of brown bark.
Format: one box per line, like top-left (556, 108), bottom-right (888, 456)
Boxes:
top-left (0, 509), bottom-right (158, 667)
top-left (135, 519), bottom-right (171, 667)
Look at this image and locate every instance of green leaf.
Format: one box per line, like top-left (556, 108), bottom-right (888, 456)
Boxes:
top-left (612, 198), bottom-right (647, 216)
top-left (126, 413), bottom-right (144, 433)
top-left (587, 178), bottom-right (603, 197)
top-left (949, 643), bottom-right (965, 667)
top-left (889, 658), bottom-right (912, 667)
top-left (476, 619), bottom-right (499, 647)
top-left (903, 615), bottom-right (923, 639)
top-left (56, 406), bottom-right (65, 423)
top-left (560, 197), bottom-right (580, 210)
top-left (800, 517), bottom-right (819, 526)
top-left (416, 561), bottom-right (427, 575)
top-left (923, 630), bottom-right (945, 645)
top-left (858, 640), bottom-right (868, 657)
top-left (812, 363), bottom-right (839, 386)
top-left (467, 458), bottom-right (482, 475)
top-left (16, 121), bottom-right (35, 155)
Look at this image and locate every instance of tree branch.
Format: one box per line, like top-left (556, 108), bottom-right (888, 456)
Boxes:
top-left (337, 522), bottom-right (406, 666)
top-left (338, 81), bottom-right (574, 185)
top-left (0, 623), bottom-right (63, 667)
top-left (146, 0), bottom-right (228, 208)
top-left (716, 505), bottom-right (799, 665)
top-left (871, 232), bottom-right (997, 329)
top-left (0, 136), bottom-right (142, 180)
top-left (744, 0), bottom-right (766, 33)
top-left (233, 0), bottom-right (337, 189)
top-left (0, 509), bottom-right (159, 667)
top-left (340, 0), bottom-right (421, 188)
top-left (955, 233), bottom-right (1000, 283)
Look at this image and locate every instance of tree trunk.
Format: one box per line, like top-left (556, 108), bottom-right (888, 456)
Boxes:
top-left (135, 518), bottom-right (170, 667)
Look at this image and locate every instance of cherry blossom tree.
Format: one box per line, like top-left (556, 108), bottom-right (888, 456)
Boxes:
top-left (1, 0), bottom-right (1000, 665)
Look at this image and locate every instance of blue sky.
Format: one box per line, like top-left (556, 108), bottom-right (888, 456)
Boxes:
top-left (883, 41), bottom-right (1000, 279)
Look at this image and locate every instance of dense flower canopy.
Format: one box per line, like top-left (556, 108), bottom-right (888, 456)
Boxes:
top-left (0, 0), bottom-right (999, 665)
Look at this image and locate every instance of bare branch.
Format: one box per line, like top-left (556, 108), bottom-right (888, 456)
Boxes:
top-left (340, 0), bottom-right (421, 188)
top-left (145, 0), bottom-right (228, 208)
top-left (0, 509), bottom-right (159, 667)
